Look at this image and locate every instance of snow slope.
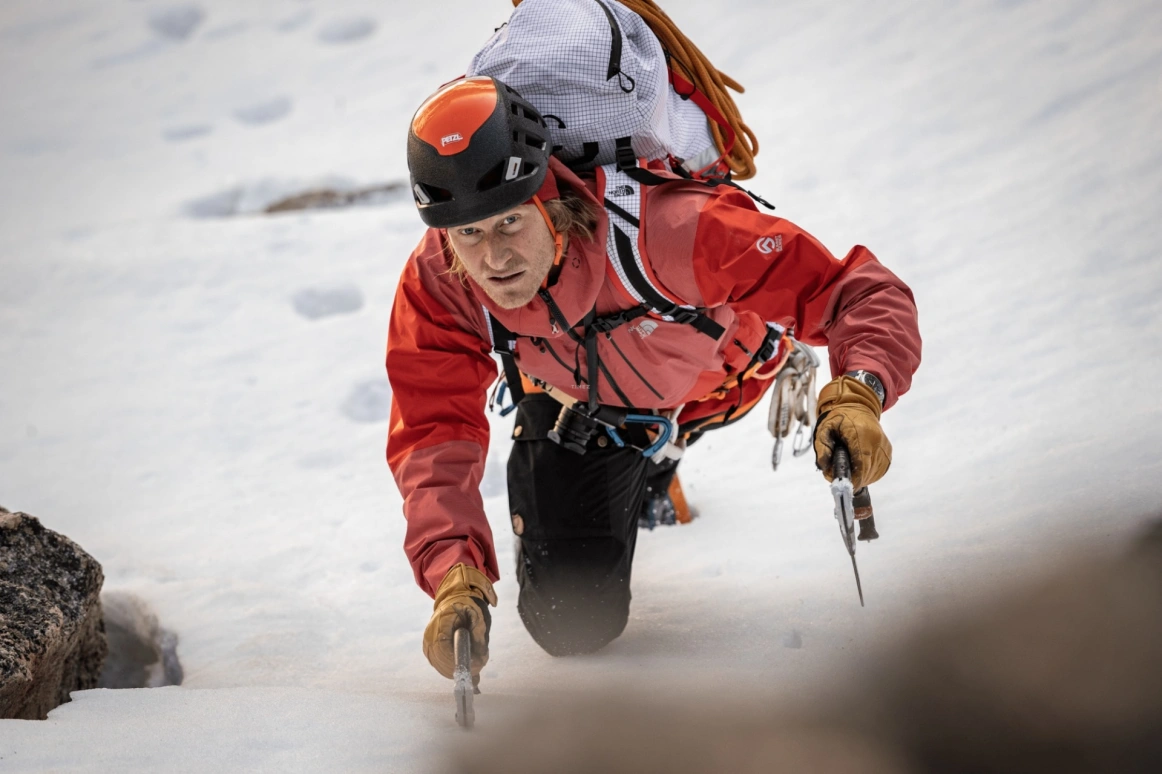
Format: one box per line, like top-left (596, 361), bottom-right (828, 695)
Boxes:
top-left (1, 0), bottom-right (1160, 770)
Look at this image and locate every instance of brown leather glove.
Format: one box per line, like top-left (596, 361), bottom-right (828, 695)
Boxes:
top-left (814, 376), bottom-right (892, 490)
top-left (423, 563), bottom-right (498, 682)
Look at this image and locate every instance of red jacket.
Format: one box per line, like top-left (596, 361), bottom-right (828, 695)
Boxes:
top-left (387, 158), bottom-right (921, 596)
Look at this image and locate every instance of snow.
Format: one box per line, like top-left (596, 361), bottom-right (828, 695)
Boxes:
top-left (1, 0), bottom-right (1160, 770)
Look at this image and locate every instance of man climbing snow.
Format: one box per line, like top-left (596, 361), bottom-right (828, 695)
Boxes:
top-left (385, 76), bottom-right (921, 685)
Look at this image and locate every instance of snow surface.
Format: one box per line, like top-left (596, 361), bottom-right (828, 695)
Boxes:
top-left (1, 0), bottom-right (1160, 770)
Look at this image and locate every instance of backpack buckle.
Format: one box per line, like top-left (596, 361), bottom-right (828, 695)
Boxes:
top-left (665, 306), bottom-right (699, 325)
top-left (614, 137), bottom-right (638, 171)
top-left (756, 328), bottom-right (780, 363)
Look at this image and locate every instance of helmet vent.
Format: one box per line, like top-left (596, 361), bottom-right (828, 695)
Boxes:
top-left (476, 161), bottom-right (506, 192)
top-left (413, 182), bottom-right (453, 204)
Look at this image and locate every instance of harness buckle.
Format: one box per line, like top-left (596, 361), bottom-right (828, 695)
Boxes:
top-left (664, 306), bottom-right (699, 325)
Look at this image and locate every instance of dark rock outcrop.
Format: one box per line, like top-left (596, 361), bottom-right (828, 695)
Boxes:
top-left (0, 506), bottom-right (107, 719)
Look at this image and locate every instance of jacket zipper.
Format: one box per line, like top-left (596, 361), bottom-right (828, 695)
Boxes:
top-left (540, 335), bottom-right (635, 407)
top-left (540, 337), bottom-right (585, 387)
top-left (605, 331), bottom-right (664, 401)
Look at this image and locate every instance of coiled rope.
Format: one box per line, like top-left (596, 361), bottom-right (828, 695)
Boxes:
top-left (512, 0), bottom-right (759, 180)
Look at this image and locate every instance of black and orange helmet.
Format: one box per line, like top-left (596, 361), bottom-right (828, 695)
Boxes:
top-left (407, 76), bottom-right (549, 228)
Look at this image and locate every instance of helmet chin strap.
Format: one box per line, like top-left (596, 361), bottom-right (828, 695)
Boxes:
top-left (531, 195), bottom-right (565, 289)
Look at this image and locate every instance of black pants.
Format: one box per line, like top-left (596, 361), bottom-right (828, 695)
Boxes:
top-left (507, 395), bottom-right (678, 656)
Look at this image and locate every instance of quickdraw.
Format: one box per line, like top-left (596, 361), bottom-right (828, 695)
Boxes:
top-left (767, 338), bottom-right (820, 471)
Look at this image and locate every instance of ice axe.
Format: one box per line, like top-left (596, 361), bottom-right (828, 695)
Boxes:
top-left (830, 443), bottom-right (875, 606)
top-left (453, 626), bottom-right (477, 729)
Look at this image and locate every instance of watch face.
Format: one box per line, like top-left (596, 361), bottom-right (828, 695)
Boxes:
top-left (847, 370), bottom-right (885, 404)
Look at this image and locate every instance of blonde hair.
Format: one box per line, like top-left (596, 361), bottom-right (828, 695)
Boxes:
top-left (444, 191), bottom-right (598, 278)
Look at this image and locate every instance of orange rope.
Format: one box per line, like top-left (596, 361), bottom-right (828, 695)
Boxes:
top-left (512, 0), bottom-right (759, 180)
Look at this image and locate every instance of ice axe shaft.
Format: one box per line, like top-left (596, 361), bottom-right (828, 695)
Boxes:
top-left (453, 627), bottom-right (476, 729)
top-left (830, 446), bottom-right (865, 607)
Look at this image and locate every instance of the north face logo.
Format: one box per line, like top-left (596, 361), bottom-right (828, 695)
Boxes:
top-left (756, 235), bottom-right (783, 255)
top-left (610, 185), bottom-right (635, 196)
top-left (630, 320), bottom-right (659, 339)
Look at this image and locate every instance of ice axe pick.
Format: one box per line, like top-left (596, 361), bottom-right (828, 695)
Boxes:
top-left (830, 444), bottom-right (866, 606)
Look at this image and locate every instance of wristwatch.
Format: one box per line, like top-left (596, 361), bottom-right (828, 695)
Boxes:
top-left (844, 370), bottom-right (885, 407)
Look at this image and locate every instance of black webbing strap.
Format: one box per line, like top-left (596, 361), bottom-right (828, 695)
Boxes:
top-left (589, 304), bottom-right (652, 333)
top-left (614, 137), bottom-right (675, 187)
top-left (538, 289), bottom-right (584, 344)
top-left (614, 136), bottom-right (775, 210)
top-left (585, 322), bottom-right (600, 412)
top-left (609, 224), bottom-right (725, 340)
top-left (602, 197), bottom-right (639, 228)
top-left (537, 290), bottom-right (644, 411)
top-left (563, 141), bottom-right (601, 169)
top-left (487, 312), bottom-right (525, 404)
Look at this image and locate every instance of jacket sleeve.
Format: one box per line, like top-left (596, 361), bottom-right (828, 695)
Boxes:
top-left (689, 188), bottom-right (921, 408)
top-left (386, 256), bottom-right (500, 597)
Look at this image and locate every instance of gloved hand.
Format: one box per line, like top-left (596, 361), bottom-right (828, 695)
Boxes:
top-left (813, 375), bottom-right (892, 490)
top-left (423, 563), bottom-right (497, 683)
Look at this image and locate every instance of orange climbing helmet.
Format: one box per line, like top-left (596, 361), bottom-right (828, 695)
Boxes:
top-left (407, 76), bottom-right (550, 228)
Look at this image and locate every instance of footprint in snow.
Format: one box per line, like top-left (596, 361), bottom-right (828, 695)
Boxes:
top-left (233, 96), bottom-right (292, 126)
top-left (202, 21), bottom-right (250, 41)
top-left (147, 5), bottom-right (205, 41)
top-left (162, 124), bottom-right (213, 142)
top-left (317, 17), bottom-right (377, 45)
top-left (342, 379), bottom-right (392, 424)
top-left (292, 284), bottom-right (364, 320)
top-left (275, 10), bottom-right (313, 33)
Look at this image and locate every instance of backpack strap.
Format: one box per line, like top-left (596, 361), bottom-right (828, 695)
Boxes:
top-left (666, 66), bottom-right (736, 172)
top-left (613, 135), bottom-right (775, 210)
top-left (599, 163), bottom-right (726, 341)
top-left (483, 307), bottom-right (525, 404)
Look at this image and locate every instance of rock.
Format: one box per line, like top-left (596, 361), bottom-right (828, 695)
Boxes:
top-left (450, 523), bottom-right (1162, 774)
top-left (99, 591), bottom-right (182, 689)
top-left (263, 182), bottom-right (406, 214)
top-left (0, 506), bottom-right (108, 720)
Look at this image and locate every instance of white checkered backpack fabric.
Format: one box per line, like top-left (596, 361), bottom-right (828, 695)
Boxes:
top-left (467, 0), bottom-right (722, 177)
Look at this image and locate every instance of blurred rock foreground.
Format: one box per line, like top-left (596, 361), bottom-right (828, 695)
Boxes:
top-left (453, 521), bottom-right (1162, 774)
top-left (0, 506), bottom-right (107, 720)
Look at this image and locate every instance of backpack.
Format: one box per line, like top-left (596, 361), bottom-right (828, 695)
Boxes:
top-left (467, 0), bottom-right (759, 185)
top-left (472, 1), bottom-right (784, 441)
